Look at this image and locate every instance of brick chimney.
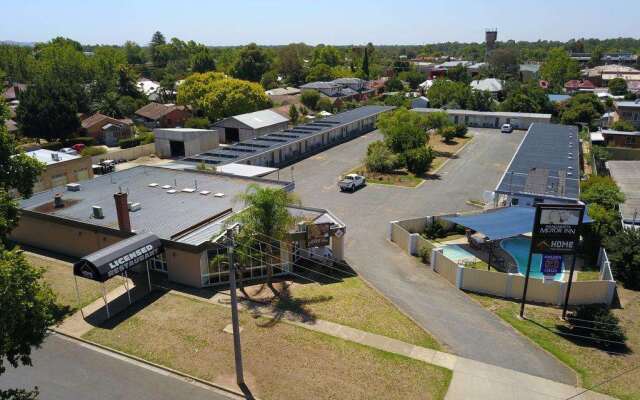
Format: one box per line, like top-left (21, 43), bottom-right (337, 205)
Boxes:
top-left (114, 192), bottom-right (131, 233)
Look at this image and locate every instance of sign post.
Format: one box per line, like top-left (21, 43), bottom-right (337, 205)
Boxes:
top-left (520, 204), bottom-right (585, 318)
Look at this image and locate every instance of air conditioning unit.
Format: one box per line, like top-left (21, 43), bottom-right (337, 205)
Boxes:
top-left (66, 183), bottom-right (81, 192)
top-left (92, 206), bottom-right (104, 219)
top-left (128, 202), bottom-right (142, 212)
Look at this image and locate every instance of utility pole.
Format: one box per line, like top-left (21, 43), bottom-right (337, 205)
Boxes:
top-left (226, 227), bottom-right (245, 387)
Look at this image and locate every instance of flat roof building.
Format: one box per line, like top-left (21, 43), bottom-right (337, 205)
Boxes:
top-left (12, 166), bottom-right (347, 288)
top-left (494, 123), bottom-right (581, 206)
top-left (412, 108), bottom-right (552, 130)
top-left (606, 161), bottom-right (640, 229)
top-left (213, 109), bottom-right (289, 144)
top-left (154, 128), bottom-right (219, 158)
top-left (26, 149), bottom-right (94, 193)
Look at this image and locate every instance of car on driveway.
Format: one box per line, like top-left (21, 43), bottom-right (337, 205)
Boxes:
top-left (501, 123), bottom-right (513, 133)
top-left (338, 173), bottom-right (365, 192)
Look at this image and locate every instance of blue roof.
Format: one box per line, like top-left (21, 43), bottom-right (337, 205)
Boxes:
top-left (442, 206), bottom-right (591, 241)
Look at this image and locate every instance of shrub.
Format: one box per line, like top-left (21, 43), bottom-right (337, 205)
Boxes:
top-left (316, 97), bottom-right (333, 112)
top-left (364, 141), bottom-right (397, 173)
top-left (611, 120), bottom-right (636, 132)
top-left (81, 146), bottom-right (107, 157)
top-left (605, 228), bottom-right (640, 289)
top-left (184, 117), bottom-right (210, 129)
top-left (67, 136), bottom-right (96, 146)
top-left (301, 90), bottom-right (321, 110)
top-left (139, 132), bottom-right (155, 144)
top-left (40, 141), bottom-right (64, 151)
top-left (424, 221), bottom-right (446, 239)
top-left (118, 137), bottom-right (141, 149)
top-left (453, 124), bottom-right (468, 138)
top-left (571, 305), bottom-right (627, 347)
top-left (438, 126), bottom-right (457, 142)
top-left (418, 243), bottom-right (433, 264)
top-left (404, 146), bottom-right (434, 175)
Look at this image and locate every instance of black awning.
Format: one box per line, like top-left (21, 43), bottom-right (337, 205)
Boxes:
top-left (73, 232), bottom-right (162, 282)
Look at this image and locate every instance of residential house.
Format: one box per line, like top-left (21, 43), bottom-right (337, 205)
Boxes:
top-left (136, 78), bottom-right (160, 97)
top-left (80, 113), bottom-right (134, 146)
top-left (615, 100), bottom-right (640, 130)
top-left (468, 62), bottom-right (488, 76)
top-left (582, 65), bottom-right (640, 87)
top-left (134, 102), bottom-right (191, 128)
top-left (598, 129), bottom-right (640, 148)
top-left (2, 83), bottom-right (27, 103)
top-left (564, 79), bottom-right (595, 93)
top-left (470, 78), bottom-right (503, 96)
top-left (300, 81), bottom-right (343, 97)
top-left (519, 64), bottom-right (541, 81)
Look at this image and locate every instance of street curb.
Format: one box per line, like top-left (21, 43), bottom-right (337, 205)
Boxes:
top-left (51, 329), bottom-right (249, 399)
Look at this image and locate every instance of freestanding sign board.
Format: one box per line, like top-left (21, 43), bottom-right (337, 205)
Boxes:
top-left (520, 203), bottom-right (585, 318)
top-left (307, 222), bottom-right (332, 247)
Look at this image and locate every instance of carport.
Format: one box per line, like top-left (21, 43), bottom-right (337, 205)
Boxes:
top-left (73, 232), bottom-right (162, 318)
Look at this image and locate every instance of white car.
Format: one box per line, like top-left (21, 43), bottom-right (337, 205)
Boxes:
top-left (501, 124), bottom-right (514, 133)
top-left (338, 174), bottom-right (366, 192)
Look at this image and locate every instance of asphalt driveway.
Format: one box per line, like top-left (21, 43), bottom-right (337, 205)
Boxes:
top-left (267, 128), bottom-right (577, 385)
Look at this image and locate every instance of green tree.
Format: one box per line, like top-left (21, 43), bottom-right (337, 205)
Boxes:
top-left (384, 77), bottom-right (404, 92)
top-left (232, 184), bottom-right (300, 295)
top-left (608, 78), bottom-right (628, 96)
top-left (176, 72), bottom-right (272, 121)
top-left (378, 107), bottom-right (429, 153)
top-left (364, 141), bottom-right (398, 173)
top-left (447, 65), bottom-right (471, 83)
top-left (499, 84), bottom-right (551, 113)
top-left (423, 111), bottom-right (451, 131)
top-left (361, 47), bottom-right (370, 79)
top-left (427, 79), bottom-right (472, 109)
top-left (149, 31), bottom-right (167, 66)
top-left (311, 45), bottom-right (341, 67)
top-left (405, 146), bottom-right (434, 175)
top-left (184, 117), bottom-right (210, 129)
top-left (581, 175), bottom-right (625, 210)
top-left (300, 90), bottom-right (321, 110)
top-left (611, 120), bottom-right (636, 132)
top-left (560, 93), bottom-right (604, 127)
top-left (231, 43), bottom-right (271, 82)
top-left (124, 41), bottom-right (146, 65)
top-left (288, 104), bottom-right (299, 124)
top-left (316, 97), bottom-right (333, 112)
top-left (488, 48), bottom-right (519, 79)
top-left (259, 70), bottom-right (278, 90)
top-left (438, 125), bottom-right (457, 142)
top-left (306, 63), bottom-right (334, 82)
top-left (398, 70), bottom-right (425, 90)
top-left (191, 49), bottom-right (216, 73)
top-left (540, 48), bottom-right (580, 91)
top-left (606, 228), bottom-right (640, 289)
top-left (276, 43), bottom-right (307, 85)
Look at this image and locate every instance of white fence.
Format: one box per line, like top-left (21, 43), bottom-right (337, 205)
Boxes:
top-left (91, 143), bottom-right (156, 164)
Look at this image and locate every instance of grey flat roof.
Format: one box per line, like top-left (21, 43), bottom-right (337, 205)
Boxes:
top-left (20, 166), bottom-right (289, 245)
top-left (495, 123), bottom-right (581, 201)
top-left (413, 108), bottom-right (551, 119)
top-left (601, 129), bottom-right (640, 137)
top-left (182, 105), bottom-right (394, 166)
top-left (606, 161), bottom-right (640, 224)
top-left (616, 101), bottom-right (640, 108)
top-left (215, 109), bottom-right (289, 130)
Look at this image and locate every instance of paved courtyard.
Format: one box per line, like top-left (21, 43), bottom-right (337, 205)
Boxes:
top-left (267, 128), bottom-right (577, 385)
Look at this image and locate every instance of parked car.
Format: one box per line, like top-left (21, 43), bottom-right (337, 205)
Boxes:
top-left (338, 174), bottom-right (366, 192)
top-left (59, 147), bottom-right (79, 155)
top-left (501, 123), bottom-right (513, 133)
top-left (71, 143), bottom-right (86, 153)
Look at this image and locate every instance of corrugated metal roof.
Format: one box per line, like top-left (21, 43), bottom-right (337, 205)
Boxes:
top-left (413, 108), bottom-right (551, 119)
top-left (495, 123), bottom-right (580, 201)
top-left (607, 161), bottom-right (640, 224)
top-left (219, 109), bottom-right (289, 130)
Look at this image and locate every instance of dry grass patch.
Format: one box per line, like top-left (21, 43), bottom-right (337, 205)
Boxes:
top-left (469, 290), bottom-right (640, 400)
top-left (84, 293), bottom-right (451, 400)
top-left (25, 252), bottom-right (122, 310)
top-left (252, 277), bottom-right (440, 349)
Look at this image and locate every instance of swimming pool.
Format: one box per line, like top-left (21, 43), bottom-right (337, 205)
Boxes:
top-left (500, 237), bottom-right (564, 281)
top-left (442, 245), bottom-right (478, 264)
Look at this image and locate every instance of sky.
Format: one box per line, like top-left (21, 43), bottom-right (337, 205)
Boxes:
top-left (2, 0), bottom-right (639, 46)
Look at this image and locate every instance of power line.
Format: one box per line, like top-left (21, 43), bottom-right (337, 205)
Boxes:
top-left (565, 364), bottom-right (640, 400)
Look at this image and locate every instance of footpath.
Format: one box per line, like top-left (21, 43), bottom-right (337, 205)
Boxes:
top-left (56, 281), bottom-right (615, 400)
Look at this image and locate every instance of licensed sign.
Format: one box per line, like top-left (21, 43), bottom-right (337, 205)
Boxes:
top-left (531, 205), bottom-right (584, 255)
top-left (307, 222), bottom-right (331, 247)
top-left (541, 254), bottom-right (563, 276)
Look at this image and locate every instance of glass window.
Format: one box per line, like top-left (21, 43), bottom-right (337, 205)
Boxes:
top-left (147, 252), bottom-right (167, 273)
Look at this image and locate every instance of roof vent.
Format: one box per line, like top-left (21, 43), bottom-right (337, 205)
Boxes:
top-left (166, 189), bottom-right (177, 194)
top-left (92, 206), bottom-right (104, 219)
top-left (181, 188), bottom-right (196, 193)
top-left (51, 153), bottom-right (61, 162)
top-left (128, 202), bottom-right (142, 212)
top-left (54, 193), bottom-right (64, 208)
top-left (200, 190), bottom-right (211, 195)
top-left (214, 192), bottom-right (225, 198)
top-left (66, 183), bottom-right (81, 192)
top-left (161, 185), bottom-right (172, 189)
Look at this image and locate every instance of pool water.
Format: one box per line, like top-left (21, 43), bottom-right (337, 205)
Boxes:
top-left (500, 237), bottom-right (564, 281)
top-left (442, 245), bottom-right (478, 263)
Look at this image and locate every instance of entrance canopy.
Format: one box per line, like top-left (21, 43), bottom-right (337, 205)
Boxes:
top-left (442, 206), bottom-right (592, 241)
top-left (73, 232), bottom-right (162, 282)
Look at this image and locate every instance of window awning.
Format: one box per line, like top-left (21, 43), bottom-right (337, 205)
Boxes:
top-left (441, 206), bottom-right (592, 241)
top-left (73, 232), bottom-right (162, 282)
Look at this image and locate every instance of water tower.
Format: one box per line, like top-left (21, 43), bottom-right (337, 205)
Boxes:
top-left (485, 29), bottom-right (498, 52)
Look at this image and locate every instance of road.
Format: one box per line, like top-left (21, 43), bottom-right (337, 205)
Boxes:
top-left (0, 334), bottom-right (237, 400)
top-left (268, 128), bottom-right (577, 385)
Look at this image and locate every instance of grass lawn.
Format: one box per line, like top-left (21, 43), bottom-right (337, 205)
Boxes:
top-left (25, 252), bottom-right (123, 311)
top-left (469, 289), bottom-right (640, 400)
top-left (578, 270), bottom-right (601, 281)
top-left (84, 293), bottom-right (452, 400)
top-left (348, 136), bottom-right (471, 188)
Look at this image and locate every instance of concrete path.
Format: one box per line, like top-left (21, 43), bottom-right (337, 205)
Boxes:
top-left (171, 289), bottom-right (613, 400)
top-left (266, 129), bottom-right (577, 384)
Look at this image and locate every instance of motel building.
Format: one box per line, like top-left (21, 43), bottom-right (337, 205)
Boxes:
top-left (11, 166), bottom-right (346, 288)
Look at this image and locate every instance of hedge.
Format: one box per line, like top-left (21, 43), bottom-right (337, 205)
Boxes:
top-left (118, 137), bottom-right (142, 149)
top-left (81, 146), bottom-right (107, 157)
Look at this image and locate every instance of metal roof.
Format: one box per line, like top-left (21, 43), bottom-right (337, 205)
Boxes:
top-left (495, 123), bottom-right (581, 201)
top-left (470, 78), bottom-right (503, 92)
top-left (600, 129), bottom-right (640, 137)
top-left (412, 108), bottom-right (551, 119)
top-left (19, 166), bottom-right (289, 245)
top-left (182, 105), bottom-right (394, 167)
top-left (615, 100), bottom-right (640, 108)
top-left (606, 161), bottom-right (640, 225)
top-left (215, 109), bottom-right (289, 130)
top-left (27, 149), bottom-right (81, 165)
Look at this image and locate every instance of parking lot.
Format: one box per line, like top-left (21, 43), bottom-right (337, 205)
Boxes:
top-left (267, 128), bottom-right (577, 384)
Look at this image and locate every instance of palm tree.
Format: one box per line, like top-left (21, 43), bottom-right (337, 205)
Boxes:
top-left (231, 184), bottom-right (300, 296)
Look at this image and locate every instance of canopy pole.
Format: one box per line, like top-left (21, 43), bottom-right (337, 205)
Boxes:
top-left (102, 283), bottom-right (110, 319)
top-left (123, 271), bottom-right (132, 305)
top-left (73, 274), bottom-right (85, 320)
top-left (146, 261), bottom-right (152, 293)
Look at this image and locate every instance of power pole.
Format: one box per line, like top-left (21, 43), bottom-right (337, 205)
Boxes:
top-left (226, 227), bottom-right (245, 387)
